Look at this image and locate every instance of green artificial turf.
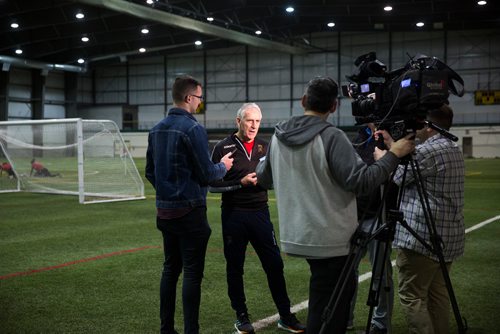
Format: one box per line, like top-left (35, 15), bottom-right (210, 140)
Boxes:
top-left (0, 158), bottom-right (499, 333)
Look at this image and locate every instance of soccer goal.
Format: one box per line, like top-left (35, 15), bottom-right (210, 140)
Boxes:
top-left (0, 118), bottom-right (145, 204)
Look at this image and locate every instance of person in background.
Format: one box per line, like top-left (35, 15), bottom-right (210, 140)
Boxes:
top-left (0, 161), bottom-right (16, 179)
top-left (256, 76), bottom-right (415, 333)
top-left (347, 122), bottom-right (394, 334)
top-left (30, 159), bottom-right (60, 177)
top-left (145, 75), bottom-right (234, 334)
top-left (209, 102), bottom-right (306, 334)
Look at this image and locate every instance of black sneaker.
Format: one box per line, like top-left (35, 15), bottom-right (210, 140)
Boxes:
top-left (277, 313), bottom-right (306, 333)
top-left (369, 325), bottom-right (387, 334)
top-left (235, 312), bottom-right (255, 334)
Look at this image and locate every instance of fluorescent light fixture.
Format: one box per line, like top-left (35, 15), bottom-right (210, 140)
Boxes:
top-left (384, 5), bottom-right (393, 11)
top-left (477, 1), bottom-right (487, 5)
top-left (286, 6), bottom-right (294, 13)
top-left (327, 22), bottom-right (335, 28)
top-left (139, 48), bottom-right (146, 53)
top-left (416, 22), bottom-right (425, 27)
top-left (206, 17), bottom-right (214, 22)
top-left (146, 0), bottom-right (154, 4)
top-left (15, 49), bottom-right (23, 55)
top-left (255, 30), bottom-right (262, 35)
top-left (81, 36), bottom-right (89, 42)
top-left (195, 40), bottom-right (202, 46)
top-left (141, 28), bottom-right (149, 34)
top-left (75, 12), bottom-right (84, 19)
top-left (77, 58), bottom-right (85, 64)
top-left (11, 22), bottom-right (19, 29)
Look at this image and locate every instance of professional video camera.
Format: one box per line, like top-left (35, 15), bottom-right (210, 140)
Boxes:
top-left (342, 52), bottom-right (465, 139)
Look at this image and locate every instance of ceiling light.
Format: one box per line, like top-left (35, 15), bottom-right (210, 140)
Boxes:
top-left (75, 12), bottom-right (84, 19)
top-left (206, 17), bottom-right (214, 22)
top-left (15, 49), bottom-right (23, 55)
top-left (195, 40), bottom-right (202, 46)
top-left (81, 36), bottom-right (89, 42)
top-left (384, 5), bottom-right (393, 11)
top-left (146, 0), bottom-right (154, 4)
top-left (255, 30), bottom-right (262, 35)
top-left (416, 22), bottom-right (425, 27)
top-left (477, 1), bottom-right (487, 5)
top-left (327, 22), bottom-right (335, 28)
top-left (77, 58), bottom-right (85, 64)
top-left (286, 6), bottom-right (294, 13)
top-left (11, 22), bottom-right (19, 29)
top-left (139, 48), bottom-right (146, 53)
top-left (141, 28), bottom-right (149, 34)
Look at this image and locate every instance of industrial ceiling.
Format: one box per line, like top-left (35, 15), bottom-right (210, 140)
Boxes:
top-left (1, 0), bottom-right (499, 70)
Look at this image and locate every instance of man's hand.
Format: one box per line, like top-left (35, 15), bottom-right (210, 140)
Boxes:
top-left (241, 172), bottom-right (258, 186)
top-left (373, 146), bottom-right (387, 161)
top-left (221, 151), bottom-right (234, 171)
top-left (389, 133), bottom-right (416, 158)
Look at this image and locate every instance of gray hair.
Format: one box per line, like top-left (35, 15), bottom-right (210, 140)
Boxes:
top-left (236, 102), bottom-right (261, 119)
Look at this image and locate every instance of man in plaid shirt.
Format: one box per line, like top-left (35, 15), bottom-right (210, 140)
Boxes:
top-left (391, 104), bottom-right (465, 334)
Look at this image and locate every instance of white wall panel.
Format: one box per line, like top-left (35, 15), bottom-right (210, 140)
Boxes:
top-left (44, 105), bottom-right (65, 119)
top-left (7, 102), bottom-right (31, 119)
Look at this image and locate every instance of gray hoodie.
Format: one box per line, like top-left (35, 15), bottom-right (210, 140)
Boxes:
top-left (256, 115), bottom-right (400, 258)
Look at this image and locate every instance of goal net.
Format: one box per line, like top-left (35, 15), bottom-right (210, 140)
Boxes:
top-left (0, 118), bottom-right (145, 204)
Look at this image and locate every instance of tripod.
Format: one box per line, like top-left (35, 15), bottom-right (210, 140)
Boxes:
top-left (319, 155), bottom-right (467, 334)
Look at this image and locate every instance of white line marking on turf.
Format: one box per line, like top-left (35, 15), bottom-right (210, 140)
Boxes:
top-left (252, 215), bottom-right (500, 330)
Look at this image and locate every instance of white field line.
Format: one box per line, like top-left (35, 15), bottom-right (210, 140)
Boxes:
top-left (252, 215), bottom-right (500, 330)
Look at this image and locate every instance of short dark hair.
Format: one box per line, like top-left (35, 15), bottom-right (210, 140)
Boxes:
top-left (303, 76), bottom-right (338, 113)
top-left (172, 75), bottom-right (201, 104)
top-left (428, 104), bottom-right (454, 130)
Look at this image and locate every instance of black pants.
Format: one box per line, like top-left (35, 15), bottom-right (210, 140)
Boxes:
top-left (222, 207), bottom-right (291, 317)
top-left (306, 256), bottom-right (355, 334)
top-left (157, 207), bottom-right (211, 334)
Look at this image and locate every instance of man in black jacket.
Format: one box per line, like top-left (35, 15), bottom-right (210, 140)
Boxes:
top-left (210, 103), bottom-right (305, 334)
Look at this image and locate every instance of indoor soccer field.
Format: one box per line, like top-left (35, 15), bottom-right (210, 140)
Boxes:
top-left (1, 158), bottom-right (499, 334)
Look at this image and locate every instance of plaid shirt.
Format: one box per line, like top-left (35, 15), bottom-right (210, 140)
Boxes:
top-left (392, 134), bottom-right (465, 262)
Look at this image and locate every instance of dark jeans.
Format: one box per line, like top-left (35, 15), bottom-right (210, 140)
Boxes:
top-left (221, 207), bottom-right (291, 316)
top-left (157, 207), bottom-right (211, 334)
top-left (307, 256), bottom-right (355, 334)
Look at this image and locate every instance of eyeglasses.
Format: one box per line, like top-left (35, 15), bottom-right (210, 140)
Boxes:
top-left (189, 94), bottom-right (204, 101)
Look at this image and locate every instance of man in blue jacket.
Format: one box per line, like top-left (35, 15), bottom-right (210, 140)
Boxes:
top-left (146, 75), bottom-right (234, 334)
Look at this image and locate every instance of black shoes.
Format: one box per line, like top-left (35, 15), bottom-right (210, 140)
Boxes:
top-left (369, 325), bottom-right (388, 334)
top-left (235, 312), bottom-right (255, 334)
top-left (277, 313), bottom-right (306, 333)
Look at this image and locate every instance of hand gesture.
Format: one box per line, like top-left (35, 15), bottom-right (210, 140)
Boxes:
top-left (221, 151), bottom-right (234, 171)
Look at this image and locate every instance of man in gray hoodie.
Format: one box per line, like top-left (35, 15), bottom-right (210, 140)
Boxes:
top-left (256, 76), bottom-right (415, 333)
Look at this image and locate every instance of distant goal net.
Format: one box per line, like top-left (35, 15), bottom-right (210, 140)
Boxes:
top-left (0, 118), bottom-right (145, 204)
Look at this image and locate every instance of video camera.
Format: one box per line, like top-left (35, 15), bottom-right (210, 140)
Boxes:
top-left (342, 52), bottom-right (465, 140)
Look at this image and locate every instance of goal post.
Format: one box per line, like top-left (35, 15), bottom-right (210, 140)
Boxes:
top-left (0, 118), bottom-right (145, 204)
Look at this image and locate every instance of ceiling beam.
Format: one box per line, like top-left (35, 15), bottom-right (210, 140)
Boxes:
top-left (73, 0), bottom-right (309, 55)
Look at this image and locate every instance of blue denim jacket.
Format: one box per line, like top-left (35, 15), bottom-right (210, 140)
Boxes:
top-left (145, 107), bottom-right (227, 209)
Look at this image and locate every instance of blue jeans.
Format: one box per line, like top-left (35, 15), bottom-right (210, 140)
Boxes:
top-left (157, 207), bottom-right (211, 334)
top-left (348, 217), bottom-right (394, 331)
top-left (221, 207), bottom-right (291, 316)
